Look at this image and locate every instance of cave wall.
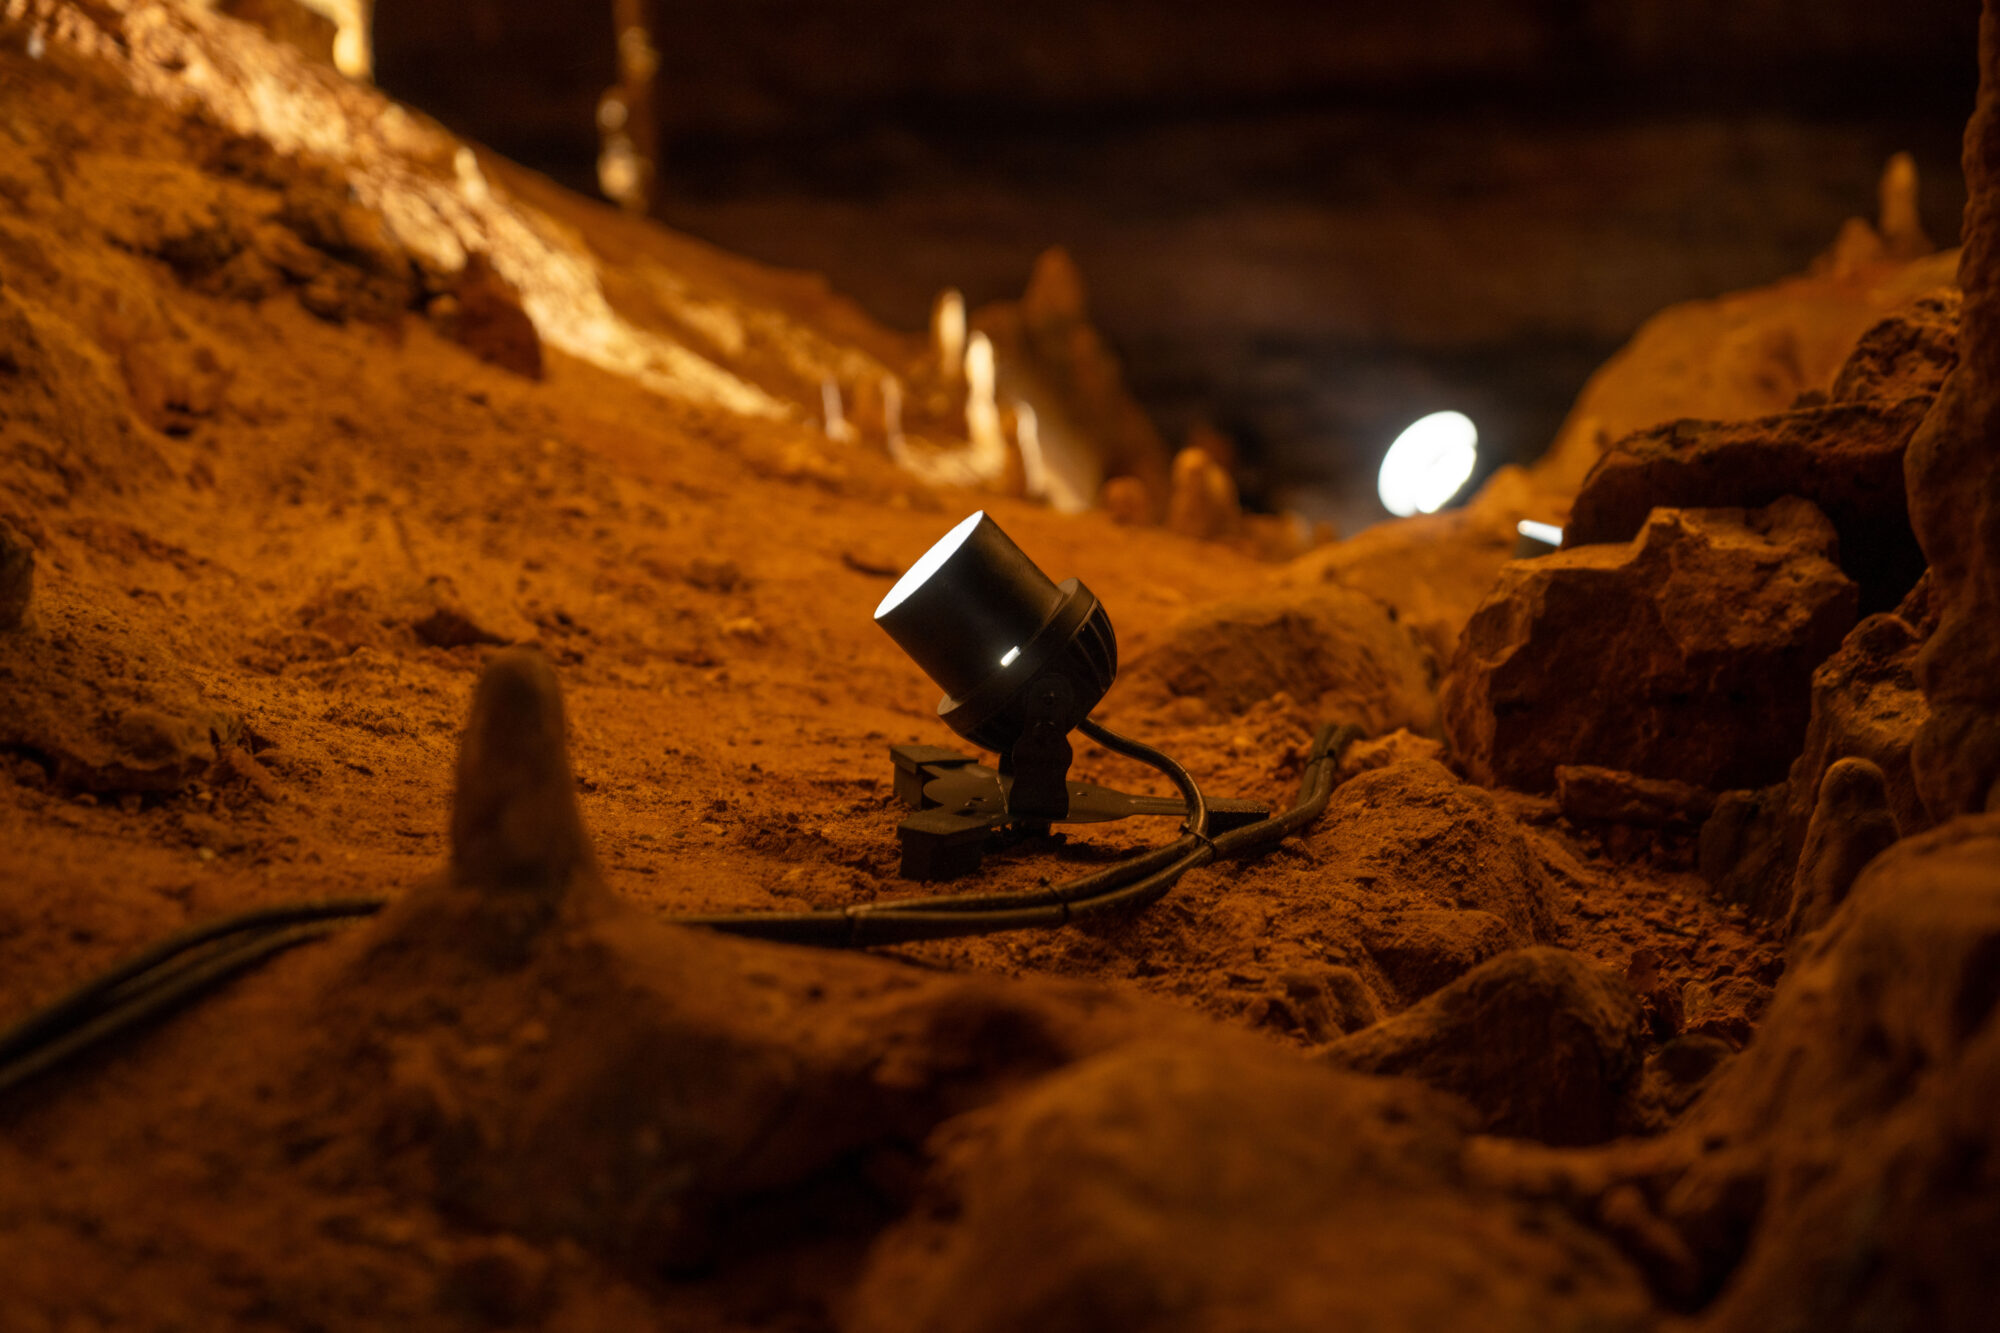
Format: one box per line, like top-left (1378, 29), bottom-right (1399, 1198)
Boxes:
top-left (371, 1), bottom-right (1977, 523)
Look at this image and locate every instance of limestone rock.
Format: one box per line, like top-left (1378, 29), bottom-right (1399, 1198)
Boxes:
top-left (1164, 444), bottom-right (1240, 541)
top-left (1785, 606), bottom-right (1932, 841)
top-left (1701, 602), bottom-right (1931, 917)
top-left (1361, 909), bottom-right (1520, 1007)
top-left (1281, 504), bottom-right (1519, 663)
top-left (1318, 760), bottom-right (1564, 953)
top-left (1781, 757), bottom-right (1900, 942)
top-left (1903, 6), bottom-right (2000, 820)
top-left (849, 1040), bottom-right (1653, 1333)
top-left (973, 247), bottom-right (1173, 517)
top-left (1829, 290), bottom-right (1960, 402)
top-left (0, 623), bottom-right (240, 796)
top-left (1555, 765), bottom-right (1715, 828)
top-left (0, 522), bottom-right (31, 630)
top-left (1322, 948), bottom-right (1649, 1146)
top-left (1566, 397), bottom-right (1930, 611)
top-left (1670, 814), bottom-right (2000, 1333)
top-left (1119, 586), bottom-right (1436, 734)
top-left (1444, 499), bottom-right (1858, 793)
top-left (438, 253), bottom-right (544, 380)
top-left (1253, 964), bottom-right (1383, 1043)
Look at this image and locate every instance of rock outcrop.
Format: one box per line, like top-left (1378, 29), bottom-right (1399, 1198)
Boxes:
top-left (1676, 815), bottom-right (2000, 1331)
top-left (1566, 397), bottom-right (1930, 612)
top-left (1905, 3), bottom-right (2000, 819)
top-left (1323, 948), bottom-right (1648, 1145)
top-left (1444, 498), bottom-right (1858, 793)
top-left (1119, 586), bottom-right (1436, 733)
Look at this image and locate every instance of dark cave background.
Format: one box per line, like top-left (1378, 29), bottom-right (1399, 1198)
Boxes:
top-left (372, 0), bottom-right (1977, 525)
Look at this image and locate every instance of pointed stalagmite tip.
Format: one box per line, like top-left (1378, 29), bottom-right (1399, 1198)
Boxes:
top-left (450, 648), bottom-right (596, 896)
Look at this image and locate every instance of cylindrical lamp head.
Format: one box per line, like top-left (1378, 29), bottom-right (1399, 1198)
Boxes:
top-left (874, 512), bottom-right (1065, 702)
top-left (874, 512), bottom-right (1117, 753)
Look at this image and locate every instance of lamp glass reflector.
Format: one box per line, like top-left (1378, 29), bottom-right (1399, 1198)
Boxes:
top-left (876, 510), bottom-right (985, 620)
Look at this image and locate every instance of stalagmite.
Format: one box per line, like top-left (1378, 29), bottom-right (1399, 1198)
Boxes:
top-left (1781, 757), bottom-right (1900, 942)
top-left (932, 288), bottom-right (967, 380)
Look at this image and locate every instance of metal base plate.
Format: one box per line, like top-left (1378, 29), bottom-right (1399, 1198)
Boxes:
top-left (889, 744), bottom-right (1269, 881)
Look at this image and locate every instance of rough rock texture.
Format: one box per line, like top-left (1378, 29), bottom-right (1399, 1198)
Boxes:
top-left (316, 653), bottom-right (1660, 1330)
top-left (1680, 815), bottom-right (2000, 1330)
top-left (0, 521), bottom-right (30, 629)
top-left (1280, 499), bottom-right (1520, 664)
top-left (1780, 756), bottom-right (1899, 942)
top-left (1445, 498), bottom-right (1858, 793)
top-left (1697, 581), bottom-right (1935, 917)
top-left (1118, 586), bottom-right (1436, 733)
top-left (1323, 948), bottom-right (1648, 1146)
top-left (1319, 761), bottom-right (1565, 955)
top-left (1566, 396), bottom-right (1931, 612)
top-left (848, 1040), bottom-right (1652, 1333)
top-left (1555, 765), bottom-right (1715, 828)
top-left (1905, 3), bottom-right (2000, 819)
top-left (1360, 909), bottom-right (1521, 1005)
top-left (1829, 289), bottom-right (1961, 402)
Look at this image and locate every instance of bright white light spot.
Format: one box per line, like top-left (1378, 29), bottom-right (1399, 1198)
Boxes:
top-left (876, 512), bottom-right (984, 620)
top-left (1378, 411), bottom-right (1478, 517)
top-left (26, 29), bottom-right (45, 60)
top-left (1000, 646), bottom-right (1022, 667)
top-left (1517, 520), bottom-right (1564, 547)
top-left (597, 94), bottom-right (628, 134)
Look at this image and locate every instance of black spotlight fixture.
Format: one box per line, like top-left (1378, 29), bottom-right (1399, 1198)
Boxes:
top-left (874, 512), bottom-right (1266, 879)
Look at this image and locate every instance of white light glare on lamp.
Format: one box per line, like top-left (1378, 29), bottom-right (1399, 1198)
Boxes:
top-left (1378, 411), bottom-right (1478, 518)
top-left (1517, 520), bottom-right (1564, 547)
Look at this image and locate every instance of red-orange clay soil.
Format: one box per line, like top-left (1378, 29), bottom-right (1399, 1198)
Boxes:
top-left (3, 5), bottom-right (1998, 1333)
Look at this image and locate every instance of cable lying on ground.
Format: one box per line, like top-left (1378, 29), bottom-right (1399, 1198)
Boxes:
top-left (0, 721), bottom-right (1359, 1097)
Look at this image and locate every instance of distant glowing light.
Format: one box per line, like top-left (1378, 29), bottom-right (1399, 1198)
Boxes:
top-left (1378, 411), bottom-right (1478, 517)
top-left (597, 94), bottom-right (628, 134)
top-left (1517, 520), bottom-right (1564, 547)
top-left (1000, 645), bottom-right (1022, 667)
top-left (877, 512), bottom-right (985, 620)
top-left (26, 28), bottom-right (46, 60)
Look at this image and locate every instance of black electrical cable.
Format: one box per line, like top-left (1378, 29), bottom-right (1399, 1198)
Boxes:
top-left (0, 723), bottom-right (1359, 1097)
top-left (0, 920), bottom-right (351, 1096)
top-left (680, 720), bottom-right (1360, 946)
top-left (0, 897), bottom-right (387, 1072)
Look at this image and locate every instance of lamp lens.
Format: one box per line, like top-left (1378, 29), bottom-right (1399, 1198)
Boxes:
top-left (876, 511), bottom-right (985, 620)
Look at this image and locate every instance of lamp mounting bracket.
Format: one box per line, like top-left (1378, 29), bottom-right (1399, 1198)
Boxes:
top-left (889, 744), bottom-right (1270, 881)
